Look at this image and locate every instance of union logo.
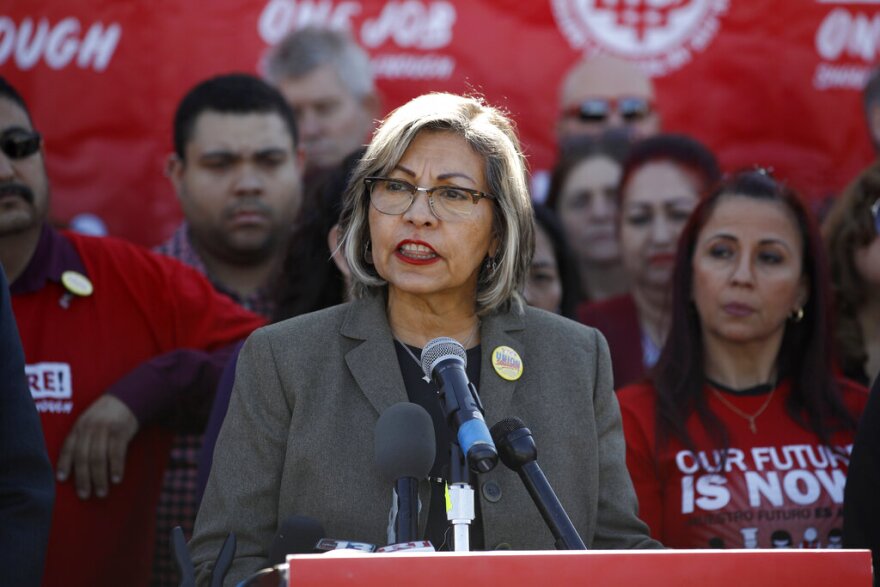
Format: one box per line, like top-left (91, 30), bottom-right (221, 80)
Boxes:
top-left (552, 0), bottom-right (729, 75)
top-left (491, 345), bottom-right (523, 381)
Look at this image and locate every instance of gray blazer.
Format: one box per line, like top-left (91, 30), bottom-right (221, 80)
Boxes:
top-left (190, 292), bottom-right (659, 585)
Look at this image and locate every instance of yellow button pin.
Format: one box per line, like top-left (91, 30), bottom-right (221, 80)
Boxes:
top-left (491, 346), bottom-right (523, 381)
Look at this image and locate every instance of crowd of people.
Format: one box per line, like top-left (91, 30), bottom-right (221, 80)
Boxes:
top-left (1, 23), bottom-right (879, 587)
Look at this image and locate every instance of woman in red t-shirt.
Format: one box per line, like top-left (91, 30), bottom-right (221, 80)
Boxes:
top-left (618, 170), bottom-right (867, 549)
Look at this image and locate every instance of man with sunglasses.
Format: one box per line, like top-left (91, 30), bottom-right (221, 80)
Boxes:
top-left (556, 54), bottom-right (660, 148)
top-left (0, 76), bottom-right (265, 587)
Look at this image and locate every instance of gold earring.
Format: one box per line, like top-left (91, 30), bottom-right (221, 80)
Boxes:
top-left (791, 307), bottom-right (804, 323)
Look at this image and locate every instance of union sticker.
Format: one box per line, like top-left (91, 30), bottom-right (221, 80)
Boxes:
top-left (492, 346), bottom-right (523, 381)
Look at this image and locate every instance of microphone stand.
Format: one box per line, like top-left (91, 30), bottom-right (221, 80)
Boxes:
top-left (424, 342), bottom-right (492, 552)
top-left (446, 442), bottom-right (475, 552)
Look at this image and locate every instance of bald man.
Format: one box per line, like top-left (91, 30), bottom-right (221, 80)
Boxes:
top-left (556, 54), bottom-right (660, 148)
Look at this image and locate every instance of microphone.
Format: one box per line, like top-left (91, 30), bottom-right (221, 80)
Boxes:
top-left (171, 526), bottom-right (195, 587)
top-left (240, 516), bottom-right (323, 587)
top-left (490, 417), bottom-right (587, 550)
top-left (420, 337), bottom-right (498, 474)
top-left (172, 525), bottom-right (236, 587)
top-left (314, 538), bottom-right (377, 552)
top-left (267, 516), bottom-right (325, 565)
top-left (209, 532), bottom-right (237, 587)
top-left (375, 540), bottom-right (435, 552)
top-left (374, 402), bottom-right (436, 544)
top-left (314, 538), bottom-right (435, 553)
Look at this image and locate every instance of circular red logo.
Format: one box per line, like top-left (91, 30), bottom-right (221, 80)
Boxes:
top-left (553, 0), bottom-right (729, 75)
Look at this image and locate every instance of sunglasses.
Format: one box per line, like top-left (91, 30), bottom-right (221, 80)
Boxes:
top-left (1, 129), bottom-right (41, 160)
top-left (563, 97), bottom-right (653, 123)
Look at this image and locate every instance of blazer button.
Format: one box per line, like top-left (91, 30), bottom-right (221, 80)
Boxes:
top-left (494, 542), bottom-right (512, 550)
top-left (481, 480), bottom-right (502, 503)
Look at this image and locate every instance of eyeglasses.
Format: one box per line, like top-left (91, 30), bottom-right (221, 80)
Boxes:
top-left (0, 129), bottom-right (41, 160)
top-left (364, 176), bottom-right (494, 221)
top-left (562, 97), bottom-right (653, 124)
top-left (872, 198), bottom-right (880, 236)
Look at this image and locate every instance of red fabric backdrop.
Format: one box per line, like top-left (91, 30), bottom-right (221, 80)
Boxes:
top-left (1, 0), bottom-right (877, 246)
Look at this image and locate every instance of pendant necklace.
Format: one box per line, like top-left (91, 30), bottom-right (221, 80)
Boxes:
top-left (710, 384), bottom-right (776, 434)
top-left (395, 321), bottom-right (481, 383)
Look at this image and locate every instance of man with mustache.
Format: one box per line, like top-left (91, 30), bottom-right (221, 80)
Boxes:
top-left (0, 76), bottom-right (264, 587)
top-left (151, 73), bottom-right (304, 586)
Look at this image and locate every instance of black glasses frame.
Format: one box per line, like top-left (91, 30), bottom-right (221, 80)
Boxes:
top-left (364, 176), bottom-right (494, 217)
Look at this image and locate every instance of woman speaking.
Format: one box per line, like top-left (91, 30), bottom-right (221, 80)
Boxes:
top-left (190, 93), bottom-right (658, 583)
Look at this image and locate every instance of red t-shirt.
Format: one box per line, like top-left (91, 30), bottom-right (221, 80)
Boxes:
top-left (618, 378), bottom-right (868, 549)
top-left (13, 230), bottom-right (264, 587)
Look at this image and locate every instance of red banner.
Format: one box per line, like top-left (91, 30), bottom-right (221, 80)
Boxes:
top-left (1, 0), bottom-right (877, 246)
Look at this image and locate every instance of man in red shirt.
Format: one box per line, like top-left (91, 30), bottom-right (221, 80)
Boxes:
top-left (0, 76), bottom-right (265, 586)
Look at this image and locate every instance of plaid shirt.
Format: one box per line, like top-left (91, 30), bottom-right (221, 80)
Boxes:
top-left (154, 223), bottom-right (276, 318)
top-left (150, 223), bottom-right (274, 587)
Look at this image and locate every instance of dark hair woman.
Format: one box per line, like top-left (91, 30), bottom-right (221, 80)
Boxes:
top-left (617, 170), bottom-right (868, 549)
top-left (823, 162), bottom-right (880, 386)
top-left (545, 134), bottom-right (630, 302)
top-left (523, 204), bottom-right (583, 318)
top-left (578, 133), bottom-right (720, 388)
top-left (272, 147), bottom-right (364, 320)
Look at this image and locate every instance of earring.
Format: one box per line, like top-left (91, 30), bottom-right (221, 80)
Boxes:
top-left (483, 255), bottom-right (497, 274)
top-left (364, 241), bottom-right (373, 265)
top-left (790, 307), bottom-right (804, 323)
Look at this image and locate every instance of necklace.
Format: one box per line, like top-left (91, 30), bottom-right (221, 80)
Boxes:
top-left (395, 320), bottom-right (481, 383)
top-left (710, 385), bottom-right (776, 434)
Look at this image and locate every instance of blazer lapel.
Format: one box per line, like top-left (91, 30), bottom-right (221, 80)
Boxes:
top-left (340, 292), bottom-right (434, 535)
top-left (339, 294), bottom-right (528, 426)
top-left (477, 306), bottom-right (526, 428)
top-left (341, 293), bottom-right (409, 416)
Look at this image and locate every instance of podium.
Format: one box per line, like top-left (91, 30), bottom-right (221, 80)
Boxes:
top-left (286, 549), bottom-right (872, 586)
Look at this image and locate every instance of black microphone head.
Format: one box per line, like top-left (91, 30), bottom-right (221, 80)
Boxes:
top-left (490, 417), bottom-right (537, 471)
top-left (266, 515), bottom-right (325, 566)
top-left (374, 402), bottom-right (436, 484)
top-left (420, 337), bottom-right (466, 379)
top-left (491, 417), bottom-right (527, 441)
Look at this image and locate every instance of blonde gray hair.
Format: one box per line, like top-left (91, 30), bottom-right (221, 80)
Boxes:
top-left (338, 92), bottom-right (534, 315)
top-left (265, 27), bottom-right (374, 99)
